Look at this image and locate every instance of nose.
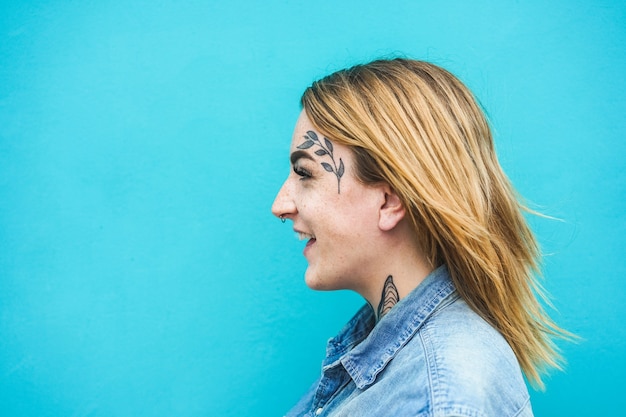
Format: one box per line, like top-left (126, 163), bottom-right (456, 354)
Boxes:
top-left (271, 179), bottom-right (296, 220)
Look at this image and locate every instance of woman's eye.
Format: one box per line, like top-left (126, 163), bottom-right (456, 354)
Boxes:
top-left (293, 165), bottom-right (312, 180)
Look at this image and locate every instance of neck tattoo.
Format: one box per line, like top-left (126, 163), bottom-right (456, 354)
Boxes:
top-left (377, 275), bottom-right (399, 320)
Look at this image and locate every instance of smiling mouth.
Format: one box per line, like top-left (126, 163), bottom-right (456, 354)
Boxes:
top-left (296, 232), bottom-right (316, 246)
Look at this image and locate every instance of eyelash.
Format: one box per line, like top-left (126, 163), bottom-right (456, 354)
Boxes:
top-left (293, 165), bottom-right (312, 180)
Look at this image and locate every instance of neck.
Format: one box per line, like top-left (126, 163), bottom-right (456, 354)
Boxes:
top-left (360, 234), bottom-right (433, 322)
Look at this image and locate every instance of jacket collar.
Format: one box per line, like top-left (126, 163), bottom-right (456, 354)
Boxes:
top-left (322, 265), bottom-right (456, 390)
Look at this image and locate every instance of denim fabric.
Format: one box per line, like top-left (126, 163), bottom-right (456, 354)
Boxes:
top-left (284, 265), bottom-right (533, 417)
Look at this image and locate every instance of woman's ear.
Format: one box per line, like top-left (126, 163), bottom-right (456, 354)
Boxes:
top-left (378, 185), bottom-right (406, 231)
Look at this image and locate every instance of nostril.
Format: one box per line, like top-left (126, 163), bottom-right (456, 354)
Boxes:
top-left (272, 195), bottom-right (296, 219)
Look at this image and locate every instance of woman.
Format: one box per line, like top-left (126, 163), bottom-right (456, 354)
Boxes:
top-left (271, 58), bottom-right (568, 417)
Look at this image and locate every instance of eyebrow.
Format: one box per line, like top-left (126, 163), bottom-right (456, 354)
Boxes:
top-left (290, 150), bottom-right (315, 165)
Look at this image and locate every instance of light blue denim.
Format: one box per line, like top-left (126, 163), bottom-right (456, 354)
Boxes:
top-left (285, 265), bottom-right (533, 417)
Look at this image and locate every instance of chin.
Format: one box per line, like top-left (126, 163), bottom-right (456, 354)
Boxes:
top-left (304, 270), bottom-right (341, 291)
top-left (304, 276), bottom-right (326, 291)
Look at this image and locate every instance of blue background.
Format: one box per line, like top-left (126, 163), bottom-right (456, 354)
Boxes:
top-left (1, 1), bottom-right (624, 416)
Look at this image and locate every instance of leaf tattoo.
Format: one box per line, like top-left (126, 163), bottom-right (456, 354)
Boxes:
top-left (377, 275), bottom-right (399, 320)
top-left (297, 130), bottom-right (344, 194)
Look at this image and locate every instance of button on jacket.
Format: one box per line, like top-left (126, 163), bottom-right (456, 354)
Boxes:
top-left (285, 265), bottom-right (533, 417)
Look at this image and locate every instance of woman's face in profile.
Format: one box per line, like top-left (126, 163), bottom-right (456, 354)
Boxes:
top-left (272, 111), bottom-right (384, 292)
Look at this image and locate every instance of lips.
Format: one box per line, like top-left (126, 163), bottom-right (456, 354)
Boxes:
top-left (295, 230), bottom-right (316, 251)
top-left (295, 231), bottom-right (315, 241)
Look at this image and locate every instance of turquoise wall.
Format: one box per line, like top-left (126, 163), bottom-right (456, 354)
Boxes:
top-left (1, 1), bottom-right (624, 416)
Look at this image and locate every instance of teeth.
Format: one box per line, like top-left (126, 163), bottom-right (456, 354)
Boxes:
top-left (296, 232), bottom-right (315, 241)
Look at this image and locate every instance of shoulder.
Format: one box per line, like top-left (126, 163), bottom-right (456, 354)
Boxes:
top-left (387, 295), bottom-right (532, 417)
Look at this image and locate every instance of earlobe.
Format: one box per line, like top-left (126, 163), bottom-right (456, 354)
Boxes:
top-left (378, 186), bottom-right (406, 231)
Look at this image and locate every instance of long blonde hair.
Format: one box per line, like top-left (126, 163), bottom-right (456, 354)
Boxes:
top-left (301, 58), bottom-right (569, 389)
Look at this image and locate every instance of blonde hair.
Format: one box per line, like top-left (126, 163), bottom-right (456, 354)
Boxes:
top-left (301, 58), bottom-right (569, 389)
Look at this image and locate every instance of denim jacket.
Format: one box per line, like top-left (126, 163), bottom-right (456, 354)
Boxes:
top-left (285, 265), bottom-right (533, 417)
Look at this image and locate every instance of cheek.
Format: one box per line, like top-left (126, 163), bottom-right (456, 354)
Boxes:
top-left (328, 206), bottom-right (377, 246)
top-left (297, 187), bottom-right (339, 218)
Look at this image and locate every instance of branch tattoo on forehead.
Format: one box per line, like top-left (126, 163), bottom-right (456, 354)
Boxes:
top-left (297, 130), bottom-right (345, 194)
